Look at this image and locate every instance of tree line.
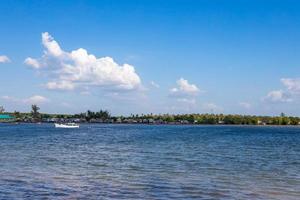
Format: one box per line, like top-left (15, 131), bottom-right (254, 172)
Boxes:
top-left (1, 104), bottom-right (300, 125)
top-left (131, 113), bottom-right (299, 125)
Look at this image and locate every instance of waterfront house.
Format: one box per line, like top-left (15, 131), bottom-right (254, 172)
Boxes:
top-left (148, 119), bottom-right (154, 123)
top-left (0, 114), bottom-right (15, 122)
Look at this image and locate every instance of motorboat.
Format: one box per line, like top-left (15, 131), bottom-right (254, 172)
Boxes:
top-left (54, 122), bottom-right (79, 128)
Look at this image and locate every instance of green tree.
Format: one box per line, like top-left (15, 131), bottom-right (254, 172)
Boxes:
top-left (31, 104), bottom-right (41, 122)
top-left (13, 111), bottom-right (21, 118)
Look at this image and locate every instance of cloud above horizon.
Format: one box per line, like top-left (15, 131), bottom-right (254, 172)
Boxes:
top-left (24, 32), bottom-right (142, 92)
top-left (2, 95), bottom-right (49, 105)
top-left (0, 55), bottom-right (10, 63)
top-left (281, 78), bottom-right (300, 94)
top-left (169, 78), bottom-right (200, 97)
top-left (168, 78), bottom-right (202, 111)
top-left (263, 90), bottom-right (293, 103)
top-left (263, 78), bottom-right (300, 103)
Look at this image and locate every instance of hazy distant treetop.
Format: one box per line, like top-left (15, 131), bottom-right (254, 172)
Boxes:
top-left (0, 106), bottom-right (4, 113)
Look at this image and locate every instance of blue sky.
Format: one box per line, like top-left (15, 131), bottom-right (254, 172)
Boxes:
top-left (1, 0), bottom-right (300, 116)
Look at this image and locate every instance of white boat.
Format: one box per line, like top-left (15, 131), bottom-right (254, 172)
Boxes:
top-left (54, 123), bottom-right (79, 128)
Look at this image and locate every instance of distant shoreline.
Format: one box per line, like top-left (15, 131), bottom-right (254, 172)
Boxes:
top-left (1, 110), bottom-right (299, 126)
top-left (2, 122), bottom-right (300, 127)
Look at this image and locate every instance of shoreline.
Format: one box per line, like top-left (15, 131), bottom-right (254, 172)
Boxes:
top-left (2, 122), bottom-right (300, 127)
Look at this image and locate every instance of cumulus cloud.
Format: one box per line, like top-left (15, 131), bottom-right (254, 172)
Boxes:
top-left (46, 81), bottom-right (75, 91)
top-left (23, 95), bottom-right (49, 104)
top-left (239, 102), bottom-right (251, 109)
top-left (24, 57), bottom-right (40, 69)
top-left (24, 32), bottom-right (142, 91)
top-left (281, 78), bottom-right (300, 94)
top-left (1, 95), bottom-right (49, 105)
top-left (169, 78), bottom-right (200, 97)
top-left (263, 78), bottom-right (300, 103)
top-left (0, 55), bottom-right (10, 63)
top-left (168, 78), bottom-right (202, 111)
top-left (263, 90), bottom-right (292, 103)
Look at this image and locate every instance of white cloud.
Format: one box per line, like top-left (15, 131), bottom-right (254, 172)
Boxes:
top-left (168, 78), bottom-right (202, 112)
top-left (23, 95), bottom-right (49, 104)
top-left (24, 32), bottom-right (142, 92)
top-left (263, 78), bottom-right (300, 103)
top-left (2, 95), bottom-right (49, 105)
top-left (0, 55), bottom-right (10, 63)
top-left (42, 32), bottom-right (63, 57)
top-left (46, 81), bottom-right (75, 91)
top-left (150, 81), bottom-right (160, 88)
top-left (239, 102), bottom-right (251, 109)
top-left (24, 57), bottom-right (40, 69)
top-left (169, 78), bottom-right (200, 97)
top-left (263, 90), bottom-right (292, 103)
top-left (281, 78), bottom-right (300, 94)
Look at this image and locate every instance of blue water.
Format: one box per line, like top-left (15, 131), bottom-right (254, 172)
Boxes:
top-left (0, 124), bottom-right (299, 199)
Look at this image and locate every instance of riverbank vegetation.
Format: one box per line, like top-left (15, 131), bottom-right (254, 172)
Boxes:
top-left (0, 105), bottom-right (300, 125)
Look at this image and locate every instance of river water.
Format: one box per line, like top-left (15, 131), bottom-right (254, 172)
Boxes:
top-left (0, 124), bottom-right (299, 199)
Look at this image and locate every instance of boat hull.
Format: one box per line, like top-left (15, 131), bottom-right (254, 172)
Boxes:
top-left (54, 123), bottom-right (79, 128)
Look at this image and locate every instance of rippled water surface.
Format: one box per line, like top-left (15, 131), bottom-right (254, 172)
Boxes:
top-left (0, 124), bottom-right (299, 199)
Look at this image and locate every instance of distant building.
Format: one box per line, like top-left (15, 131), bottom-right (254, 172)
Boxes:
top-left (180, 120), bottom-right (189, 124)
top-left (148, 119), bottom-right (154, 123)
top-left (0, 114), bottom-right (15, 122)
top-left (257, 120), bottom-right (266, 125)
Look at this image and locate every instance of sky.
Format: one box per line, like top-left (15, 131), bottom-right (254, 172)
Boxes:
top-left (1, 0), bottom-right (300, 116)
